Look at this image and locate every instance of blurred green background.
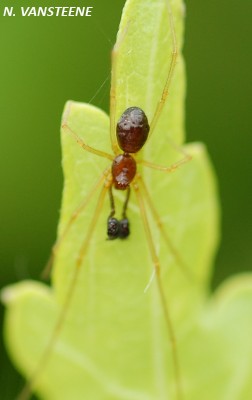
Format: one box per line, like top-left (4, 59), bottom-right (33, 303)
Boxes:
top-left (0, 0), bottom-right (251, 398)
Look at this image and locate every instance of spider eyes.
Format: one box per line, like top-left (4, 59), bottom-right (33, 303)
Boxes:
top-left (107, 217), bottom-right (130, 240)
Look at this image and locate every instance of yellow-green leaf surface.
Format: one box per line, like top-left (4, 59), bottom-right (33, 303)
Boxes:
top-left (3, 0), bottom-right (252, 399)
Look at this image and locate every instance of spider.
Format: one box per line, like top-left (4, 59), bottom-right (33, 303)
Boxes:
top-left (18, 1), bottom-right (191, 399)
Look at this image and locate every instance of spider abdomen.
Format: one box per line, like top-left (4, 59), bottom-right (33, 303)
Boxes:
top-left (116, 107), bottom-right (150, 153)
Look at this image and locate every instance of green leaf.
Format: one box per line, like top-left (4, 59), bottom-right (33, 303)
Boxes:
top-left (4, 1), bottom-right (252, 399)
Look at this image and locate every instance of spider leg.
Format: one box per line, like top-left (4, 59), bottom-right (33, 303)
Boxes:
top-left (137, 145), bottom-right (191, 174)
top-left (62, 101), bottom-right (114, 161)
top-left (133, 178), bottom-right (183, 400)
top-left (17, 182), bottom-right (110, 400)
top-left (42, 168), bottom-right (110, 279)
top-left (110, 23), bottom-right (130, 155)
top-left (149, 0), bottom-right (178, 138)
top-left (137, 174), bottom-right (194, 282)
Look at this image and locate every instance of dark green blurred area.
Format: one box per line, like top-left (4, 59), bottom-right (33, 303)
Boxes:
top-left (0, 0), bottom-right (251, 398)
